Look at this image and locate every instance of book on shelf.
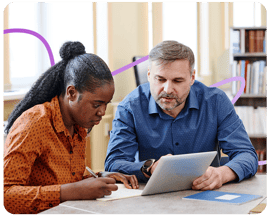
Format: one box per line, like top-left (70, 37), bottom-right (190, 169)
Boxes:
top-left (231, 30), bottom-right (241, 53)
top-left (232, 60), bottom-right (266, 95)
top-left (234, 106), bottom-right (266, 137)
top-left (249, 30), bottom-right (255, 53)
top-left (240, 29), bottom-right (245, 53)
top-left (263, 31), bottom-right (267, 53)
top-left (255, 30), bottom-right (265, 52)
top-left (231, 28), bottom-right (267, 54)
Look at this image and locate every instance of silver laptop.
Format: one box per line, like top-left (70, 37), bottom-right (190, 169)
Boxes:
top-left (141, 151), bottom-right (217, 196)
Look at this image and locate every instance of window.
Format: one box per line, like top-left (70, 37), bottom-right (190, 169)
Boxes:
top-left (8, 2), bottom-right (94, 88)
top-left (162, 2), bottom-right (198, 73)
top-left (233, 2), bottom-right (262, 27)
top-left (96, 2), bottom-right (108, 64)
top-left (148, 2), bottom-right (153, 52)
top-left (199, 2), bottom-right (209, 76)
top-left (45, 2), bottom-right (94, 64)
top-left (8, 2), bottom-right (39, 87)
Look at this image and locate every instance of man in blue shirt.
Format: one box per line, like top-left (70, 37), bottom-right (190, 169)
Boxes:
top-left (105, 41), bottom-right (258, 190)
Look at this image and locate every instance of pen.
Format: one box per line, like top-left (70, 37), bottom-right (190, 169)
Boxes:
top-left (86, 166), bottom-right (98, 178)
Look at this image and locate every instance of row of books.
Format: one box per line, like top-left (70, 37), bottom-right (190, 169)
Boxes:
top-left (256, 149), bottom-right (266, 173)
top-left (231, 60), bottom-right (267, 95)
top-left (234, 106), bottom-right (266, 136)
top-left (231, 29), bottom-right (267, 53)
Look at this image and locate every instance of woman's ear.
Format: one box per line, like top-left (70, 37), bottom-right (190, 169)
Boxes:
top-left (66, 85), bottom-right (78, 102)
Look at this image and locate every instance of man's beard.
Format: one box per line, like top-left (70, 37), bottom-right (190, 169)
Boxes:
top-left (156, 92), bottom-right (184, 111)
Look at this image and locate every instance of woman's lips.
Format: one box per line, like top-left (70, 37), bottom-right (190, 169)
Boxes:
top-left (93, 118), bottom-right (102, 125)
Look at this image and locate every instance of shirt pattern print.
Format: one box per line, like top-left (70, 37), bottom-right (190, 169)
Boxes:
top-left (4, 96), bottom-right (88, 214)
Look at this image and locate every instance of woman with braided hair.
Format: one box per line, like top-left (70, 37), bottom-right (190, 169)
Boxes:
top-left (4, 41), bottom-right (138, 214)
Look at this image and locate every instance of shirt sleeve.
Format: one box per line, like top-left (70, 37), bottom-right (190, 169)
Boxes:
top-left (4, 122), bottom-right (61, 214)
top-left (216, 91), bottom-right (258, 182)
top-left (104, 105), bottom-right (149, 183)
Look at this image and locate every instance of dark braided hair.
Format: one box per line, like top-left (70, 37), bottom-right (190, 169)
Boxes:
top-left (5, 41), bottom-right (113, 134)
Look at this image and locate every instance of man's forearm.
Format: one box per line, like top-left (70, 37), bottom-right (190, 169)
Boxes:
top-left (219, 165), bottom-right (238, 184)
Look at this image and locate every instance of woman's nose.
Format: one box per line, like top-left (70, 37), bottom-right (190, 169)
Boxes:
top-left (97, 105), bottom-right (106, 116)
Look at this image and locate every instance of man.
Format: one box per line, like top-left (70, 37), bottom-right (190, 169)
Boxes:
top-left (105, 40), bottom-right (258, 190)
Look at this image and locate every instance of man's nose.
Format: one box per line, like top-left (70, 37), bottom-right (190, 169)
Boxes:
top-left (163, 81), bottom-right (174, 94)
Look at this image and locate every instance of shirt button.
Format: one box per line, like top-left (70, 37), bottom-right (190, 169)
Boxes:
top-left (72, 172), bottom-right (75, 176)
top-left (49, 203), bottom-right (53, 207)
top-left (70, 150), bottom-right (73, 154)
top-left (175, 142), bottom-right (179, 146)
top-left (33, 207), bottom-right (37, 211)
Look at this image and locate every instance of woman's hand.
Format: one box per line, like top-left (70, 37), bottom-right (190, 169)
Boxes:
top-left (60, 177), bottom-right (118, 202)
top-left (99, 171), bottom-right (139, 189)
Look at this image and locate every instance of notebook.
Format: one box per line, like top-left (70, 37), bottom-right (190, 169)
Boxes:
top-left (183, 190), bottom-right (263, 205)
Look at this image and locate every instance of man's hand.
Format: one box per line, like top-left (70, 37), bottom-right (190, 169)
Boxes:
top-left (99, 171), bottom-right (139, 189)
top-left (192, 166), bottom-right (238, 191)
top-left (150, 154), bottom-right (173, 175)
top-left (60, 177), bottom-right (118, 202)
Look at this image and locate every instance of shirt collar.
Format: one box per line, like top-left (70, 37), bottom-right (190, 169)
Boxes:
top-left (148, 84), bottom-right (199, 116)
top-left (51, 96), bottom-right (87, 139)
top-left (187, 85), bottom-right (199, 110)
top-left (148, 95), bottom-right (159, 115)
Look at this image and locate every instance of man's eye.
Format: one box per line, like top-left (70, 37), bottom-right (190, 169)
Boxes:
top-left (94, 104), bottom-right (100, 108)
top-left (158, 78), bottom-right (165, 82)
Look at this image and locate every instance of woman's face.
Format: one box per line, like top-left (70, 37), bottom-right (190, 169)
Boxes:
top-left (67, 82), bottom-right (115, 130)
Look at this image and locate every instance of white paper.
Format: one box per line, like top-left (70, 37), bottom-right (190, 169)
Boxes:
top-left (215, 194), bottom-right (241, 200)
top-left (96, 184), bottom-right (143, 201)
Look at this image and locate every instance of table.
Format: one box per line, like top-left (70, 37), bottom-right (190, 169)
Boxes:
top-left (41, 174), bottom-right (267, 214)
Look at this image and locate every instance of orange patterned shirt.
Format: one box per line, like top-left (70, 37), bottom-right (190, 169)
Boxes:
top-left (4, 96), bottom-right (87, 214)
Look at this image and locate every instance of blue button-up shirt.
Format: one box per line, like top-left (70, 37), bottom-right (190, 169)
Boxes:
top-left (105, 81), bottom-right (258, 182)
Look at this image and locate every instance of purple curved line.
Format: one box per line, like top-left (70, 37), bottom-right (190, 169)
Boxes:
top-left (111, 55), bottom-right (149, 76)
top-left (210, 76), bottom-right (245, 104)
top-left (4, 28), bottom-right (55, 66)
top-left (3, 29), bottom-right (245, 105)
top-left (258, 160), bottom-right (267, 166)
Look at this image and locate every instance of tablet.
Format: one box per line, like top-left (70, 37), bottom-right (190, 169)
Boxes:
top-left (141, 151), bottom-right (217, 196)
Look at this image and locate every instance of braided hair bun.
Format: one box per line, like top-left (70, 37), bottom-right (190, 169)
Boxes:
top-left (59, 41), bottom-right (86, 61)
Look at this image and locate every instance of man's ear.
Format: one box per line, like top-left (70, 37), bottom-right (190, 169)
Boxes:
top-left (147, 68), bottom-right (151, 82)
top-left (66, 85), bottom-right (78, 102)
top-left (190, 69), bottom-right (196, 85)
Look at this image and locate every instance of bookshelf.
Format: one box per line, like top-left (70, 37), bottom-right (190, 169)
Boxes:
top-left (230, 26), bottom-right (267, 173)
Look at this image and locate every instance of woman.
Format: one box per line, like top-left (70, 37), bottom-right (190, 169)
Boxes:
top-left (4, 41), bottom-right (138, 214)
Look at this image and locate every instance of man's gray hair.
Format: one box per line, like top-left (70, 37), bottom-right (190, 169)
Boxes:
top-left (149, 40), bottom-right (195, 74)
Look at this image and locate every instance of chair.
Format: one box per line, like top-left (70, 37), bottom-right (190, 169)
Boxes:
top-left (211, 143), bottom-right (230, 167)
top-left (132, 56), bottom-right (149, 87)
